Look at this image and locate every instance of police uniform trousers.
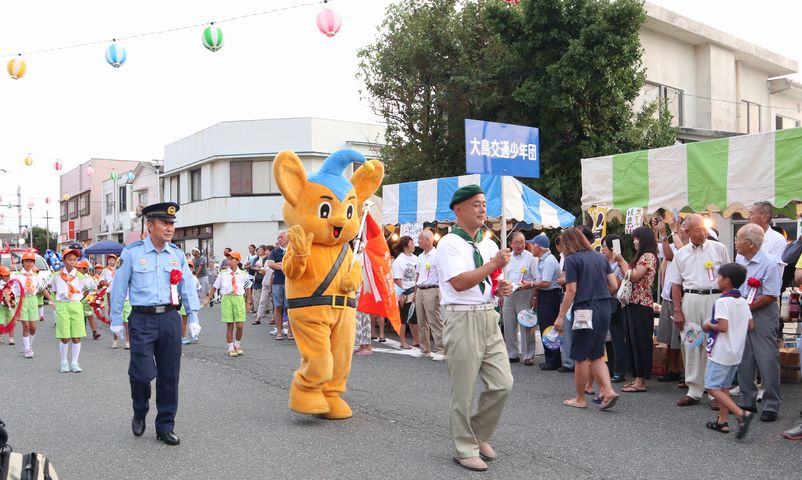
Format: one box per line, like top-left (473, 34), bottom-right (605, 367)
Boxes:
top-left (443, 307), bottom-right (513, 459)
top-left (738, 303), bottom-right (781, 414)
top-left (537, 288), bottom-right (562, 368)
top-left (128, 309), bottom-right (182, 433)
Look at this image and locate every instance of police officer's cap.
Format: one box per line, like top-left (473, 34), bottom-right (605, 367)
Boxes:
top-left (142, 202), bottom-right (180, 222)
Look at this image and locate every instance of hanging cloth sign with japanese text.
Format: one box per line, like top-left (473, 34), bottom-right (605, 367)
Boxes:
top-left (465, 119), bottom-right (540, 178)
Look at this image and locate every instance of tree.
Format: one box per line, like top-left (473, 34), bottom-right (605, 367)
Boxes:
top-left (31, 226), bottom-right (58, 254)
top-left (358, 0), bottom-right (677, 215)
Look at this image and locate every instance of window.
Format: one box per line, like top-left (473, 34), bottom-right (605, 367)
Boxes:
top-left (641, 81), bottom-right (684, 127)
top-left (69, 198), bottom-right (78, 219)
top-left (137, 190), bottom-right (148, 207)
top-left (105, 193), bottom-right (114, 215)
top-left (119, 185), bottom-right (127, 212)
top-left (79, 192), bottom-right (90, 216)
top-left (170, 175), bottom-right (180, 203)
top-left (190, 168), bottom-right (202, 201)
top-left (60, 201), bottom-right (68, 221)
top-left (230, 161), bottom-right (253, 195)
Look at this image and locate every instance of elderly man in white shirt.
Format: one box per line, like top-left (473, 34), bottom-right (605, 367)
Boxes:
top-left (436, 184), bottom-right (513, 472)
top-left (501, 231), bottom-right (538, 365)
top-left (671, 214), bottom-right (731, 407)
top-left (414, 229), bottom-right (444, 360)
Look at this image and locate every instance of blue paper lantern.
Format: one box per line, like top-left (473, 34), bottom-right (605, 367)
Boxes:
top-left (105, 43), bottom-right (127, 68)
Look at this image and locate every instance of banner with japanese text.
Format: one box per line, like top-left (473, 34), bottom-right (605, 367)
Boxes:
top-left (465, 119), bottom-right (540, 178)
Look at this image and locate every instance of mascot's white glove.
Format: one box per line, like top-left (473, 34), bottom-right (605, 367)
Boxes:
top-left (110, 325), bottom-right (124, 336)
top-left (188, 322), bottom-right (202, 338)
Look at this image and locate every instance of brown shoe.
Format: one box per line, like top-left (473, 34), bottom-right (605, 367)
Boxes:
top-left (453, 456), bottom-right (488, 472)
top-left (478, 441), bottom-right (496, 461)
top-left (676, 395), bottom-right (700, 407)
top-left (710, 398), bottom-right (720, 411)
top-left (523, 358), bottom-right (535, 366)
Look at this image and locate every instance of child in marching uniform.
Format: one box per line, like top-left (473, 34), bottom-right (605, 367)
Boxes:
top-left (0, 266), bottom-right (19, 345)
top-left (181, 259), bottom-right (202, 345)
top-left (15, 252), bottom-right (53, 358)
top-left (203, 251), bottom-right (247, 356)
top-left (48, 249), bottom-right (88, 373)
top-left (75, 260), bottom-right (101, 341)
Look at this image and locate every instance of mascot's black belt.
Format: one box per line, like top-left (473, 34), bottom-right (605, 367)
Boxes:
top-left (285, 243), bottom-right (356, 310)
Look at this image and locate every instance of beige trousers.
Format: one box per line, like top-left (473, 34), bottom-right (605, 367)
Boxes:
top-left (415, 288), bottom-right (443, 354)
top-left (443, 307), bottom-right (513, 458)
top-left (681, 293), bottom-right (717, 399)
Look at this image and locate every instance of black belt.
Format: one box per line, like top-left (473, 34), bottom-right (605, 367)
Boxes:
top-left (286, 295), bottom-right (356, 310)
top-left (418, 285), bottom-right (439, 290)
top-left (131, 304), bottom-right (177, 314)
top-left (683, 289), bottom-right (721, 295)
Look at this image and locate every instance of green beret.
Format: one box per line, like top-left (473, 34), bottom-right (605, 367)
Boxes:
top-left (449, 184), bottom-right (484, 209)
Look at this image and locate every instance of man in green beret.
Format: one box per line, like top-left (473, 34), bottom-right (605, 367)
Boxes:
top-left (435, 184), bottom-right (514, 472)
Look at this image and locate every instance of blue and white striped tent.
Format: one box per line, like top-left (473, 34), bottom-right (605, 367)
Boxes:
top-left (382, 174), bottom-right (575, 229)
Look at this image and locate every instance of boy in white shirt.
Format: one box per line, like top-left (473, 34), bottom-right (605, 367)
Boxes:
top-left (703, 262), bottom-right (755, 439)
top-left (16, 252), bottom-right (53, 358)
top-left (203, 251), bottom-right (247, 357)
top-left (48, 249), bottom-right (88, 373)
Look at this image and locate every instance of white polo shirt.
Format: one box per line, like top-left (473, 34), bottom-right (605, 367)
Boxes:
top-left (48, 269), bottom-right (85, 302)
top-left (761, 226), bottom-right (787, 265)
top-left (416, 248), bottom-right (439, 287)
top-left (436, 232), bottom-right (499, 305)
top-left (213, 268), bottom-right (248, 296)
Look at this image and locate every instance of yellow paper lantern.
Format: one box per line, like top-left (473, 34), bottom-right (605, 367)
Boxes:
top-left (7, 57), bottom-right (27, 80)
top-left (24, 154), bottom-right (33, 166)
top-left (63, 194), bottom-right (71, 201)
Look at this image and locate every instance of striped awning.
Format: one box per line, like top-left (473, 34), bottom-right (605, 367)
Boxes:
top-left (382, 174), bottom-right (575, 229)
top-left (581, 128), bottom-right (802, 216)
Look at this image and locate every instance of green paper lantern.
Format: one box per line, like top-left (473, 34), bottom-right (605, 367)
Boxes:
top-left (110, 171), bottom-right (118, 180)
top-left (202, 25), bottom-right (224, 52)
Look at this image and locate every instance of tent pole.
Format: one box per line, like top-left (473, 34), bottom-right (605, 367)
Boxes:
top-left (500, 176), bottom-right (507, 250)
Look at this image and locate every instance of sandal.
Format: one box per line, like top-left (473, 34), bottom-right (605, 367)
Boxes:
top-left (275, 335), bottom-right (285, 341)
top-left (378, 338), bottom-right (387, 343)
top-left (251, 321), bottom-right (261, 325)
top-left (735, 412), bottom-right (754, 440)
top-left (287, 335), bottom-right (295, 340)
top-left (401, 345), bottom-right (412, 350)
top-left (621, 385), bottom-right (647, 393)
top-left (706, 420), bottom-right (730, 433)
top-left (584, 390), bottom-right (595, 395)
top-left (600, 393), bottom-right (620, 411)
top-left (592, 396), bottom-right (603, 405)
top-left (563, 399), bottom-right (587, 409)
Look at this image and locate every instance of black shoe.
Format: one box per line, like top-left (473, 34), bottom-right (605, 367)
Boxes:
top-left (760, 411), bottom-right (778, 422)
top-left (611, 374), bottom-right (626, 383)
top-left (508, 357), bottom-right (520, 364)
top-left (132, 417), bottom-right (145, 437)
top-left (558, 366), bottom-right (575, 373)
top-left (156, 431), bottom-right (180, 445)
top-left (539, 363), bottom-right (559, 371)
top-left (657, 372), bottom-right (681, 382)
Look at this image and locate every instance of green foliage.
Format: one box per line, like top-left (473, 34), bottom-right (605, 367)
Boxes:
top-left (357, 0), bottom-right (677, 217)
top-left (31, 227), bottom-right (58, 254)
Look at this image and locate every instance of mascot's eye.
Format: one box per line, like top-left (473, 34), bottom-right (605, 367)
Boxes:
top-left (319, 202), bottom-right (332, 219)
top-left (346, 204), bottom-right (355, 219)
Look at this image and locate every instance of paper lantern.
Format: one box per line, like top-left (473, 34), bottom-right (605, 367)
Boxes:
top-left (63, 194), bottom-right (71, 201)
top-left (27, 201), bottom-right (34, 209)
top-left (54, 160), bottom-right (62, 171)
top-left (7, 56), bottom-right (26, 80)
top-left (503, 0), bottom-right (521, 4)
top-left (24, 155), bottom-right (33, 166)
top-left (126, 172), bottom-right (135, 182)
top-left (105, 43), bottom-right (127, 68)
top-left (86, 166), bottom-right (95, 177)
top-left (110, 171), bottom-right (119, 180)
top-left (317, 3), bottom-right (342, 37)
top-left (45, 197), bottom-right (51, 204)
top-left (202, 25), bottom-right (224, 52)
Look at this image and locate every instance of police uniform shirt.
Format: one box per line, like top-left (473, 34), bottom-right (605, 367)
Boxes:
top-left (47, 268), bottom-right (85, 302)
top-left (213, 268), bottom-right (247, 296)
top-left (110, 236), bottom-right (200, 325)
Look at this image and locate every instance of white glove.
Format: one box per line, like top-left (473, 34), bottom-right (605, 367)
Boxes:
top-left (188, 322), bottom-right (202, 338)
top-left (110, 325), bottom-right (124, 336)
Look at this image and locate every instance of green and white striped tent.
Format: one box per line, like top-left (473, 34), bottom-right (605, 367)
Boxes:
top-left (581, 128), bottom-right (802, 217)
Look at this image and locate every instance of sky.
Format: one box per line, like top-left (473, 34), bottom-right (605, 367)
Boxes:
top-left (1, 0), bottom-right (800, 235)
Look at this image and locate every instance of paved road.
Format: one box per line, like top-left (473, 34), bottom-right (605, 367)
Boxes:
top-left (1, 306), bottom-right (801, 479)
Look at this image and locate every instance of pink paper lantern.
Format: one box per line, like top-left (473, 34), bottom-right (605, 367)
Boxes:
top-left (86, 166), bottom-right (95, 177)
top-left (317, 5), bottom-right (342, 37)
top-left (45, 197), bottom-right (51, 204)
top-left (54, 160), bottom-right (62, 171)
top-left (503, 0), bottom-right (521, 4)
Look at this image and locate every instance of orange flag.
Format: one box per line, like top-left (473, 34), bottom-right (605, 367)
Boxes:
top-left (358, 215), bottom-right (401, 335)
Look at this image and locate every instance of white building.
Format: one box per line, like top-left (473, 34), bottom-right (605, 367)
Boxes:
top-left (161, 117), bottom-right (384, 258)
top-left (639, 2), bottom-right (801, 142)
top-left (97, 162), bottom-right (163, 244)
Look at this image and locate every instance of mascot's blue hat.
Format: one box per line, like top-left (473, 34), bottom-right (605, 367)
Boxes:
top-left (307, 149), bottom-right (366, 201)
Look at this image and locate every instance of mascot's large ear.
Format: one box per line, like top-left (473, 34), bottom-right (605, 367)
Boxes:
top-left (350, 160), bottom-right (385, 205)
top-left (273, 150), bottom-right (307, 207)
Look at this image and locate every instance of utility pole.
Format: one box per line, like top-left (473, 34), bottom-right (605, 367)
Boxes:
top-left (17, 186), bottom-right (22, 243)
top-left (44, 211), bottom-right (53, 251)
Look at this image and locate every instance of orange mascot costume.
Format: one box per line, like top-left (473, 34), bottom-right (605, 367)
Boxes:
top-left (274, 149), bottom-right (384, 419)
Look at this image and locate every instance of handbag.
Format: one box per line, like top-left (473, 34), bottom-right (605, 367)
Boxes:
top-left (616, 271), bottom-right (633, 306)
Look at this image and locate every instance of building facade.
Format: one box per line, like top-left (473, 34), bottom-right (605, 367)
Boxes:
top-left (160, 117), bottom-right (384, 260)
top-left (97, 162), bottom-right (163, 245)
top-left (58, 159), bottom-right (140, 248)
top-left (639, 2), bottom-right (801, 142)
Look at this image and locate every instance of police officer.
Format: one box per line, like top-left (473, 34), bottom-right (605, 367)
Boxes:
top-left (110, 202), bottom-right (201, 446)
